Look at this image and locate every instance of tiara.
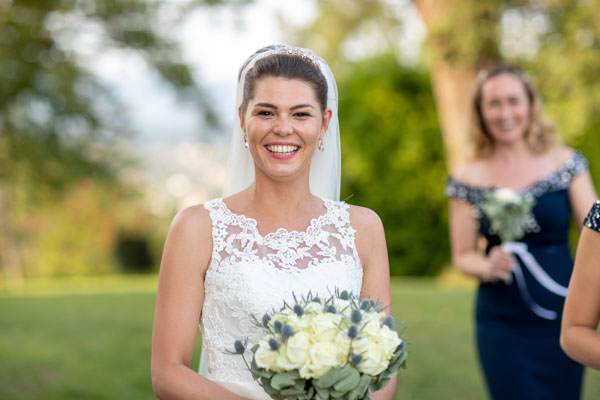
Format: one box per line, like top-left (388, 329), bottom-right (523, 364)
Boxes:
top-left (277, 46), bottom-right (321, 70)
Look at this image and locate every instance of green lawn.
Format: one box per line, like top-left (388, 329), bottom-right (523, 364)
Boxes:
top-left (1, 276), bottom-right (598, 399)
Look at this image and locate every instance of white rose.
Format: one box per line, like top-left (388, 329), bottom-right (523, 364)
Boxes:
top-left (310, 313), bottom-right (341, 342)
top-left (495, 187), bottom-right (521, 204)
top-left (352, 337), bottom-right (387, 376)
top-left (361, 318), bottom-right (382, 337)
top-left (379, 325), bottom-right (401, 358)
top-left (302, 341), bottom-right (341, 379)
top-left (285, 331), bottom-right (310, 368)
top-left (286, 313), bottom-right (311, 332)
top-left (254, 340), bottom-right (279, 370)
top-left (333, 333), bottom-right (351, 364)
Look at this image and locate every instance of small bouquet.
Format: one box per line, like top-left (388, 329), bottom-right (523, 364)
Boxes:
top-left (481, 187), bottom-right (538, 243)
top-left (230, 290), bottom-right (407, 400)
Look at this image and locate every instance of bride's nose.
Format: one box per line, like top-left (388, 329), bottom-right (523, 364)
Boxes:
top-left (273, 116), bottom-right (293, 135)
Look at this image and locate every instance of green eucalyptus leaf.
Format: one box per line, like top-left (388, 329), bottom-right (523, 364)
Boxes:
top-left (271, 372), bottom-right (296, 390)
top-left (333, 365), bottom-right (360, 392)
top-left (280, 387), bottom-right (304, 396)
top-left (251, 344), bottom-right (259, 353)
top-left (314, 384), bottom-right (329, 399)
top-left (314, 367), bottom-right (340, 388)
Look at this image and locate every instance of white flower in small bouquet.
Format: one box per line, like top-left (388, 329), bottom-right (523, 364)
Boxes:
top-left (229, 290), bottom-right (407, 400)
top-left (481, 187), bottom-right (539, 243)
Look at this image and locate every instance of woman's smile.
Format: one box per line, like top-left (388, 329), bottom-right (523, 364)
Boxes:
top-left (265, 143), bottom-right (300, 158)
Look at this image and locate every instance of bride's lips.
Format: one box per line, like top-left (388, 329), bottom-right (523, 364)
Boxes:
top-left (264, 142), bottom-right (300, 159)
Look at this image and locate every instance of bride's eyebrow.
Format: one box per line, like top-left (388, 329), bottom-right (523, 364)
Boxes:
top-left (253, 103), bottom-right (315, 110)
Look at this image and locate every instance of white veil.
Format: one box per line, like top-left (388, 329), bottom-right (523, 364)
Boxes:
top-left (221, 44), bottom-right (341, 201)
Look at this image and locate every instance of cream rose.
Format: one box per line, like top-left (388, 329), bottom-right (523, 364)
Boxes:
top-left (301, 341), bottom-right (341, 379)
top-left (353, 337), bottom-right (387, 376)
top-left (310, 313), bottom-right (341, 342)
top-left (285, 331), bottom-right (310, 368)
top-left (254, 340), bottom-right (279, 370)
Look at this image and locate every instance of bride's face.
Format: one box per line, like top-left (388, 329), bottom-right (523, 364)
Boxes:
top-left (239, 76), bottom-right (332, 183)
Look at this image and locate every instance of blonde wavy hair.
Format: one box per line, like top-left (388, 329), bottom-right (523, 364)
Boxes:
top-left (468, 64), bottom-right (558, 159)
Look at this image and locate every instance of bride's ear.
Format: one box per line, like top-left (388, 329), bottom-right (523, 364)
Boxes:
top-left (321, 108), bottom-right (333, 134)
top-left (238, 107), bottom-right (246, 131)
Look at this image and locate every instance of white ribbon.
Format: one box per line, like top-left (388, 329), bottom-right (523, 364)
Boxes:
top-left (500, 241), bottom-right (569, 320)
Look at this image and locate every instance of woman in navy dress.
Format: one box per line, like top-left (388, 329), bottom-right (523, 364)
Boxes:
top-left (561, 200), bottom-right (600, 370)
top-left (445, 64), bottom-right (597, 399)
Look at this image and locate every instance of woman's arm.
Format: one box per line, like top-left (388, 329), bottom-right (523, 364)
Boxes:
top-left (568, 171), bottom-right (597, 229)
top-left (560, 227), bottom-right (600, 369)
top-left (151, 206), bottom-right (246, 399)
top-left (352, 205), bottom-right (396, 400)
top-left (448, 198), bottom-right (513, 282)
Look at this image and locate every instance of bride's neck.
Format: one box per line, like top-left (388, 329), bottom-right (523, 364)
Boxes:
top-left (246, 180), bottom-right (317, 220)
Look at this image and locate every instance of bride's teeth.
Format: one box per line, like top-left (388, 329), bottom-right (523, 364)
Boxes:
top-left (267, 145), bottom-right (299, 154)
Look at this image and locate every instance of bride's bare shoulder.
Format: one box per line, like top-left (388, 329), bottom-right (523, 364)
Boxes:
top-left (347, 204), bottom-right (384, 235)
top-left (168, 202), bottom-right (213, 239)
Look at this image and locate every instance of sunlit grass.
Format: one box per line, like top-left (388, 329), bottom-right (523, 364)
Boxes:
top-left (0, 275), bottom-right (598, 399)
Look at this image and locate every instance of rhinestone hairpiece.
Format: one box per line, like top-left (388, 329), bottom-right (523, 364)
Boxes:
top-left (278, 46), bottom-right (321, 70)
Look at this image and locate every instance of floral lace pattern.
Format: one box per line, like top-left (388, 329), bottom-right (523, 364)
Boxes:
top-left (445, 151), bottom-right (589, 206)
top-left (199, 198), bottom-right (363, 383)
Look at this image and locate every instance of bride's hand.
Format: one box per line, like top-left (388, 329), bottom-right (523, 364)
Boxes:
top-left (484, 246), bottom-right (515, 283)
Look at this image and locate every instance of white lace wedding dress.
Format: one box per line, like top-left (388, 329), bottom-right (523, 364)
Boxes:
top-left (199, 198), bottom-right (364, 399)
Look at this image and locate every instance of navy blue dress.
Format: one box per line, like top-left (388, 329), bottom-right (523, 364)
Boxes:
top-left (445, 152), bottom-right (589, 400)
top-left (584, 200), bottom-right (600, 233)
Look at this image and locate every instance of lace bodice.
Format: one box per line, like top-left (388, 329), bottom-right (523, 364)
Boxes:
top-left (199, 198), bottom-right (363, 383)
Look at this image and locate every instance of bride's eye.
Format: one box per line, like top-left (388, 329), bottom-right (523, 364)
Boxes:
top-left (257, 110), bottom-right (273, 117)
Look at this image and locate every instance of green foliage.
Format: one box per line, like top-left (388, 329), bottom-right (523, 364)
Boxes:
top-left (3, 277), bottom-right (600, 399)
top-left (114, 230), bottom-right (155, 273)
top-left (338, 55), bottom-right (448, 276)
top-left (0, 0), bottom-right (245, 279)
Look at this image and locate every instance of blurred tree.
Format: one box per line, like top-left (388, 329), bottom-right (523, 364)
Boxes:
top-left (415, 0), bottom-right (600, 169)
top-left (0, 0), bottom-right (251, 283)
top-left (338, 55), bottom-right (448, 276)
top-left (290, 0), bottom-right (600, 276)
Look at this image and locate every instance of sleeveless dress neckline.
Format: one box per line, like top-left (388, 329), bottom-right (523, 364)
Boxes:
top-left (216, 197), bottom-right (332, 240)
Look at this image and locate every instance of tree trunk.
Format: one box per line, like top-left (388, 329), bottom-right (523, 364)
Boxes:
top-left (414, 0), bottom-right (480, 171)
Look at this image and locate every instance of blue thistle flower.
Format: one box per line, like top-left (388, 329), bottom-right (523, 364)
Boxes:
top-left (281, 323), bottom-right (295, 340)
top-left (351, 354), bottom-right (363, 366)
top-left (268, 337), bottom-right (280, 351)
top-left (293, 304), bottom-right (304, 317)
top-left (273, 320), bottom-right (283, 333)
top-left (234, 340), bottom-right (246, 354)
top-left (262, 313), bottom-right (271, 327)
top-left (383, 315), bottom-right (395, 329)
top-left (360, 299), bottom-right (374, 311)
top-left (326, 305), bottom-right (337, 314)
top-left (351, 309), bottom-right (363, 324)
top-left (347, 325), bottom-right (359, 339)
top-left (340, 290), bottom-right (350, 300)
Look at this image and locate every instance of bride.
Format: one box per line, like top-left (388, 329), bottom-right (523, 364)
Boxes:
top-left (151, 45), bottom-right (396, 399)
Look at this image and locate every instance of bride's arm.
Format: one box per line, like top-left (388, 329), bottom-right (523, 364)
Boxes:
top-left (151, 206), bottom-right (246, 400)
top-left (351, 205), bottom-right (396, 400)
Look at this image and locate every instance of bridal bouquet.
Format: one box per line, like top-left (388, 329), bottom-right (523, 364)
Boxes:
top-left (481, 187), bottom-right (538, 243)
top-left (230, 290), bottom-right (407, 400)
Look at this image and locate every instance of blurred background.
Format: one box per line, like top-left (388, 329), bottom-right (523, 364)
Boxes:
top-left (1, 0), bottom-right (599, 398)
